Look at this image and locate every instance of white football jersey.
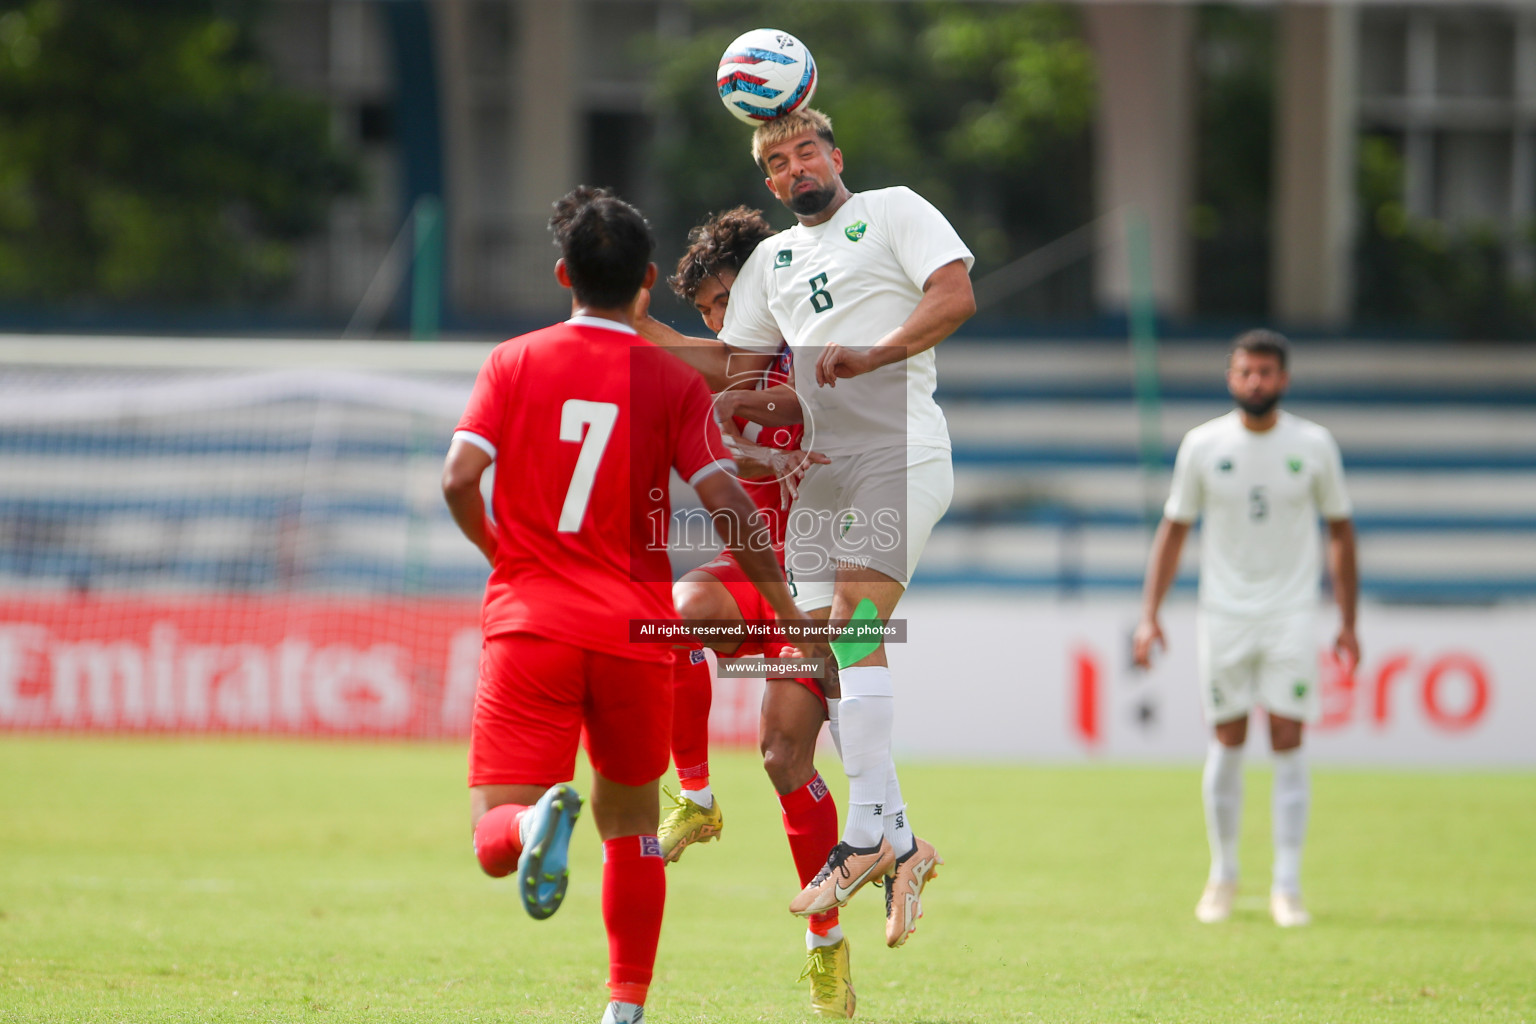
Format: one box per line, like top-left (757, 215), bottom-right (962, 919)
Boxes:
top-left (1165, 410), bottom-right (1352, 618)
top-left (719, 187), bottom-right (973, 456)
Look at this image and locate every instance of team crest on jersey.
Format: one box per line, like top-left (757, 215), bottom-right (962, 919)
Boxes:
top-left (844, 220), bottom-right (867, 242)
top-left (775, 249), bottom-right (793, 268)
top-left (840, 512), bottom-right (855, 536)
top-left (1218, 458), bottom-right (1234, 473)
top-left (640, 836), bottom-right (664, 858)
top-left (1293, 681), bottom-right (1308, 699)
top-left (689, 648), bottom-right (707, 665)
top-left (1287, 457), bottom-right (1303, 474)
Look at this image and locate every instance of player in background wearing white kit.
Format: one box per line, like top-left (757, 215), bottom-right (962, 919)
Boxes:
top-left (651, 107), bottom-right (976, 952)
top-left (1133, 330), bottom-right (1360, 928)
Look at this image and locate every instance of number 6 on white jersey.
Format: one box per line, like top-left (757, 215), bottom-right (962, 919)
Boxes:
top-left (557, 399), bottom-right (619, 532)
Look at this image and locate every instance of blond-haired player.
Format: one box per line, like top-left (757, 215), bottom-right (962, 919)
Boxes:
top-left (644, 108), bottom-right (976, 965)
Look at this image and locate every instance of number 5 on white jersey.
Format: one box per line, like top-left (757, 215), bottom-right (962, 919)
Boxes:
top-left (557, 399), bottom-right (619, 532)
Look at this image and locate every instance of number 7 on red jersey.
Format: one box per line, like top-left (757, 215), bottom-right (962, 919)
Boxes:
top-left (557, 399), bottom-right (618, 533)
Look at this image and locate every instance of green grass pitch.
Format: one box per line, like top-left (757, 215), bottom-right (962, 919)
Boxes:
top-left (2, 737), bottom-right (1533, 1023)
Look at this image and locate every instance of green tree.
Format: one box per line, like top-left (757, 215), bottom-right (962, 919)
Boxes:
top-left (0, 0), bottom-right (357, 305)
top-left (646, 2), bottom-right (1096, 319)
top-left (1354, 134), bottom-right (1536, 339)
top-left (1191, 5), bottom-right (1273, 318)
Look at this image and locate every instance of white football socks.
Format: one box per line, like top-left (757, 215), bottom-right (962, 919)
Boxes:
top-left (684, 784), bottom-right (714, 810)
top-left (824, 697), bottom-right (843, 758)
top-left (1271, 747), bottom-right (1309, 895)
top-left (843, 790), bottom-right (885, 848)
top-left (806, 924), bottom-right (845, 949)
top-left (1203, 741), bottom-right (1244, 884)
top-left (883, 760), bottom-right (914, 858)
top-left (600, 1001), bottom-right (643, 1024)
top-left (837, 665), bottom-right (895, 850)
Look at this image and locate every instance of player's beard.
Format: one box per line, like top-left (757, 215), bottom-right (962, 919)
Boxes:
top-left (1236, 392), bottom-right (1281, 417)
top-left (789, 181), bottom-right (836, 216)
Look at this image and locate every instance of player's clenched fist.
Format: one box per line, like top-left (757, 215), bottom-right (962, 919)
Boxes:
top-left (815, 343), bottom-right (874, 387)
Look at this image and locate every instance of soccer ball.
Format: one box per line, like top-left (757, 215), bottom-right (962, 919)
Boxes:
top-left (716, 29), bottom-right (817, 125)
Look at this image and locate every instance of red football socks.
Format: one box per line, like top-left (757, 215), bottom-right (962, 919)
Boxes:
top-left (672, 650), bottom-right (713, 790)
top-left (602, 835), bottom-right (666, 1007)
top-left (779, 773), bottom-right (840, 932)
top-left (472, 803), bottom-right (527, 878)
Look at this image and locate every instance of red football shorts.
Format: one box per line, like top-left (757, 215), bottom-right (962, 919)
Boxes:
top-left (692, 549), bottom-right (779, 656)
top-left (692, 551), bottom-right (826, 706)
top-left (765, 665), bottom-right (829, 709)
top-left (469, 632), bottom-right (674, 789)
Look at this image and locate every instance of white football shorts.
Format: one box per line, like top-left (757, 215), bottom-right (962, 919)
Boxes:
top-left (1195, 609), bottom-right (1321, 725)
top-left (783, 444), bottom-right (953, 613)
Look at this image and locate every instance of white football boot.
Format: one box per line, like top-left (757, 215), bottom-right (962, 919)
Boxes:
top-left (1270, 890), bottom-right (1312, 927)
top-left (1194, 880), bottom-right (1238, 923)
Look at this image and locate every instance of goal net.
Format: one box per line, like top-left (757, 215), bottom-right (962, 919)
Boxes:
top-left (0, 338), bottom-right (489, 737)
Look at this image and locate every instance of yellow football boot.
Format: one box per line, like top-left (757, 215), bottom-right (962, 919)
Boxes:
top-left (799, 937), bottom-right (855, 1018)
top-left (657, 787), bottom-right (723, 863)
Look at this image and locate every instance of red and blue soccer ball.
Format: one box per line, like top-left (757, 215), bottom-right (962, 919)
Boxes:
top-left (716, 29), bottom-right (817, 126)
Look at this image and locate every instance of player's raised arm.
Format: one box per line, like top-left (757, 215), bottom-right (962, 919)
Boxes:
top-left (816, 258), bottom-right (976, 387)
top-left (714, 382), bottom-right (803, 427)
top-left (640, 205), bottom-right (780, 390)
top-left (635, 309), bottom-right (771, 392)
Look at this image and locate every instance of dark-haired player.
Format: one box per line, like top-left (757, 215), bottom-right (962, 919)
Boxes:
top-left (442, 185), bottom-right (814, 1024)
top-left (1133, 329), bottom-right (1359, 929)
top-left (640, 207), bottom-right (854, 1017)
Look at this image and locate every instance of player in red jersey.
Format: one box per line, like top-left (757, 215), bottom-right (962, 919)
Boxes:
top-left (638, 207), bottom-right (856, 1018)
top-left (442, 187), bottom-right (815, 1024)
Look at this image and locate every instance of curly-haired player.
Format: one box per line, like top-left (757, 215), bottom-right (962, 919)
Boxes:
top-left (642, 207), bottom-right (855, 1018)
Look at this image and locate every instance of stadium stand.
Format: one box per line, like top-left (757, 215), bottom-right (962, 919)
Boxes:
top-left (931, 339), bottom-right (1536, 603)
top-left (1, 336), bottom-right (1532, 605)
top-left (0, 338), bottom-right (486, 599)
